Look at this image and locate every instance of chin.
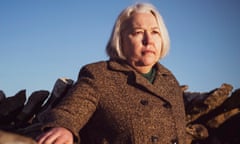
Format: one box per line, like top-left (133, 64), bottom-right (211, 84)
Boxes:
top-left (143, 58), bottom-right (157, 65)
top-left (142, 61), bottom-right (156, 67)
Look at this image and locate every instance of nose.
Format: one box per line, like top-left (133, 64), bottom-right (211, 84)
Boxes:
top-left (142, 31), bottom-right (154, 46)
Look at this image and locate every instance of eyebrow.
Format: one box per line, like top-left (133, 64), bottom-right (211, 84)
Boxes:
top-left (132, 26), bottom-right (160, 30)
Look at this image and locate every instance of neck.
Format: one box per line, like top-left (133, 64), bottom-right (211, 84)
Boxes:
top-left (133, 65), bottom-right (153, 74)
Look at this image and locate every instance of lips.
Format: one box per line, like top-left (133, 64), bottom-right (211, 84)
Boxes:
top-left (142, 49), bottom-right (155, 55)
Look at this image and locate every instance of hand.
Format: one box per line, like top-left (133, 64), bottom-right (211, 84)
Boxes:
top-left (37, 127), bottom-right (73, 144)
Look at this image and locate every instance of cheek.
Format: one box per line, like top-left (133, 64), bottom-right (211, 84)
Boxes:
top-left (154, 38), bottom-right (162, 53)
top-left (123, 45), bottom-right (135, 59)
top-left (155, 42), bottom-right (162, 52)
top-left (122, 37), bottom-right (137, 56)
top-left (122, 39), bottom-right (132, 58)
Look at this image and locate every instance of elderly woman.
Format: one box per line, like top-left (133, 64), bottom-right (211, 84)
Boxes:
top-left (37, 2), bottom-right (186, 144)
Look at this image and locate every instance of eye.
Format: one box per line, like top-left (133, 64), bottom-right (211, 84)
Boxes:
top-left (152, 30), bottom-right (160, 35)
top-left (132, 30), bottom-right (144, 36)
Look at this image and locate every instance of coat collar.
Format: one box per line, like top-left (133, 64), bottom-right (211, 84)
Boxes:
top-left (108, 59), bottom-right (175, 103)
top-left (108, 59), bottom-right (171, 75)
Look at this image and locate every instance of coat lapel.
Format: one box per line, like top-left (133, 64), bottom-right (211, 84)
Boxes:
top-left (134, 64), bottom-right (174, 103)
top-left (108, 60), bottom-right (175, 103)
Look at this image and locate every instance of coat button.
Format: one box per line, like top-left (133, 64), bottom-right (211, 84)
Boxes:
top-left (171, 138), bottom-right (179, 144)
top-left (163, 102), bottom-right (172, 109)
top-left (151, 136), bottom-right (158, 143)
top-left (140, 99), bottom-right (148, 105)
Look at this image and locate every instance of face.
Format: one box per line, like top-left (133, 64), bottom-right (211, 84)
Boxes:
top-left (121, 12), bottom-right (162, 73)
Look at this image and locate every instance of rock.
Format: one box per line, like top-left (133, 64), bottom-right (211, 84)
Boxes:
top-left (0, 89), bottom-right (26, 126)
top-left (15, 90), bottom-right (50, 127)
top-left (206, 108), bottom-right (240, 128)
top-left (221, 88), bottom-right (240, 110)
top-left (180, 85), bottom-right (189, 92)
top-left (186, 123), bottom-right (209, 144)
top-left (0, 90), bottom-right (6, 102)
top-left (191, 88), bottom-right (240, 129)
top-left (185, 83), bottom-right (233, 123)
top-left (201, 113), bottom-right (240, 144)
top-left (36, 77), bottom-right (74, 122)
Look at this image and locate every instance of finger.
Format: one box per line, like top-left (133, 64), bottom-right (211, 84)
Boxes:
top-left (37, 131), bottom-right (60, 144)
top-left (37, 131), bottom-right (53, 144)
top-left (54, 132), bottom-right (73, 144)
top-left (54, 137), bottom-right (72, 144)
top-left (42, 132), bottom-right (61, 144)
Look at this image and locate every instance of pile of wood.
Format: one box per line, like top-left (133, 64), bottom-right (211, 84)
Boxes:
top-left (184, 83), bottom-right (240, 144)
top-left (0, 78), bottom-right (74, 143)
top-left (0, 79), bottom-right (239, 144)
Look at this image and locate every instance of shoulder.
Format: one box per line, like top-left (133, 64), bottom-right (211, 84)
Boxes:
top-left (80, 59), bottom-right (126, 73)
top-left (156, 63), bottom-right (175, 76)
top-left (82, 61), bottom-right (108, 70)
top-left (156, 63), bottom-right (180, 85)
top-left (78, 60), bottom-right (111, 78)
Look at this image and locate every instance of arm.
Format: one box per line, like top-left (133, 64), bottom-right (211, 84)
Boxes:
top-left (37, 64), bottom-right (102, 143)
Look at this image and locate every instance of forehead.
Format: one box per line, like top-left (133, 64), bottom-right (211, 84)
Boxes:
top-left (125, 12), bottom-right (159, 29)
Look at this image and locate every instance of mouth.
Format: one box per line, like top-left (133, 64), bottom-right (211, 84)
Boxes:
top-left (142, 50), bottom-right (155, 55)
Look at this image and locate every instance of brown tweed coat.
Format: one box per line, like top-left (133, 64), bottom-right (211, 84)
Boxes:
top-left (43, 59), bottom-right (186, 144)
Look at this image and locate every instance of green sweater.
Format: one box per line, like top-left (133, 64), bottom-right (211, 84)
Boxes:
top-left (142, 68), bottom-right (156, 83)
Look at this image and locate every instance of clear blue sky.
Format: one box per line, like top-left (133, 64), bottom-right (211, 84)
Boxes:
top-left (1, 0), bottom-right (239, 97)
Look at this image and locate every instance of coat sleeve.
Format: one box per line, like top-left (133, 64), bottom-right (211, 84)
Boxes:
top-left (41, 65), bottom-right (101, 143)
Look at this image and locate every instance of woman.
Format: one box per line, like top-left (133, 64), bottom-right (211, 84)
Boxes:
top-left (37, 3), bottom-right (186, 144)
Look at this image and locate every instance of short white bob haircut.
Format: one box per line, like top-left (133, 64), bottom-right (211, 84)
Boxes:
top-left (106, 3), bottom-right (170, 60)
